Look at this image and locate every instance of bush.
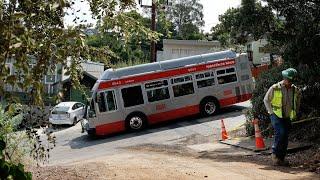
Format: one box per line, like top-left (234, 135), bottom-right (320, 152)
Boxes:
top-left (246, 63), bottom-right (320, 138)
top-left (0, 106), bottom-right (32, 179)
top-left (243, 108), bottom-right (254, 136)
top-left (295, 64), bottom-right (320, 118)
top-left (245, 64), bottom-right (288, 137)
top-left (0, 137), bottom-right (32, 180)
top-left (0, 104), bottom-right (56, 179)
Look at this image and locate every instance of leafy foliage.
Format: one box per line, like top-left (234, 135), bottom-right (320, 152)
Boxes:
top-left (211, 0), bottom-right (276, 46)
top-left (264, 0), bottom-right (320, 66)
top-left (167, 0), bottom-right (205, 40)
top-left (0, 105), bottom-right (40, 180)
top-left (0, 0), bottom-right (159, 105)
top-left (248, 64), bottom-right (320, 136)
top-left (0, 144), bottom-right (32, 180)
top-left (0, 0), bottom-right (159, 178)
top-left (86, 10), bottom-right (154, 67)
top-left (223, 0), bottom-right (320, 137)
top-left (248, 65), bottom-right (287, 136)
top-left (0, 0), bottom-right (89, 104)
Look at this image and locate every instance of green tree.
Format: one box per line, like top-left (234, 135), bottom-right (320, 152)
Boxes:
top-left (167, 0), bottom-right (205, 40)
top-left (0, 0), bottom-right (158, 104)
top-left (0, 0), bottom-right (159, 177)
top-left (244, 1), bottom-right (320, 136)
top-left (263, 0), bottom-right (320, 66)
top-left (86, 10), bottom-right (155, 67)
top-left (211, 0), bottom-right (275, 46)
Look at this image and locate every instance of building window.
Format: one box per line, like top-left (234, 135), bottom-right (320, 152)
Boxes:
top-left (145, 80), bottom-right (170, 102)
top-left (121, 85), bottom-right (144, 107)
top-left (171, 75), bottom-right (195, 97)
top-left (217, 67), bottom-right (238, 84)
top-left (45, 75), bottom-right (56, 84)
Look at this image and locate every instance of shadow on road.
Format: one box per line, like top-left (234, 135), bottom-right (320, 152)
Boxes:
top-left (67, 104), bottom-right (247, 149)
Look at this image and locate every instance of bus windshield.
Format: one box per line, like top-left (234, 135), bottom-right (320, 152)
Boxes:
top-left (89, 99), bottom-right (96, 118)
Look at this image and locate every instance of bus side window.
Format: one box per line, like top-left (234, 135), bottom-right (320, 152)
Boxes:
top-left (195, 71), bottom-right (215, 88)
top-left (121, 85), bottom-right (144, 107)
top-left (145, 80), bottom-right (170, 102)
top-left (172, 75), bottom-right (195, 97)
top-left (97, 92), bottom-right (106, 112)
top-left (217, 67), bottom-right (237, 84)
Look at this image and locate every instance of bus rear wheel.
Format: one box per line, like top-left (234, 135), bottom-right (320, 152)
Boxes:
top-left (200, 98), bottom-right (219, 116)
top-left (126, 113), bottom-right (147, 131)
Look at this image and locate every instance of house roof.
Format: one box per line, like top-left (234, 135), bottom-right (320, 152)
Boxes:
top-left (55, 71), bottom-right (98, 85)
top-left (163, 39), bottom-right (221, 46)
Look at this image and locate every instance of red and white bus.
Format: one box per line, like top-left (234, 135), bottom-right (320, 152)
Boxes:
top-left (82, 50), bottom-right (253, 136)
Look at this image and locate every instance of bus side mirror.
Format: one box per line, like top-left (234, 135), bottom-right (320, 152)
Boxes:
top-left (89, 109), bottom-right (96, 118)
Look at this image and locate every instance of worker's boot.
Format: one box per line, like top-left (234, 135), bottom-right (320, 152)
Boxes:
top-left (271, 154), bottom-right (281, 166)
top-left (279, 159), bottom-right (290, 166)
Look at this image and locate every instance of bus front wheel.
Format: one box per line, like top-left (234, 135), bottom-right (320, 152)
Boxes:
top-left (200, 98), bottom-right (219, 116)
top-left (126, 113), bottom-right (147, 131)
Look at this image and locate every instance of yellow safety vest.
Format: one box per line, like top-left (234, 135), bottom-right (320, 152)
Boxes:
top-left (271, 84), bottom-right (298, 121)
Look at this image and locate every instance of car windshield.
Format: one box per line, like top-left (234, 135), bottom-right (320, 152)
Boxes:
top-left (53, 106), bottom-right (69, 112)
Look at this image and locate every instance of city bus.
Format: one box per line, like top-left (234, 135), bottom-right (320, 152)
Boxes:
top-left (81, 50), bottom-right (253, 136)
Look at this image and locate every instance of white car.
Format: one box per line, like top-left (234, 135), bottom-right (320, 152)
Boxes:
top-left (49, 102), bottom-right (85, 125)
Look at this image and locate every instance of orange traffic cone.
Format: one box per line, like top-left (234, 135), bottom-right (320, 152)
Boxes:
top-left (221, 119), bottom-right (228, 141)
top-left (253, 119), bottom-right (266, 151)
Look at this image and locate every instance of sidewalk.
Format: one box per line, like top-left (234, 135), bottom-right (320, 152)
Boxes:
top-left (219, 137), bottom-right (313, 154)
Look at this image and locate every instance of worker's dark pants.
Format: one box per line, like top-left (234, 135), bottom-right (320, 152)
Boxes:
top-left (270, 114), bottom-right (292, 160)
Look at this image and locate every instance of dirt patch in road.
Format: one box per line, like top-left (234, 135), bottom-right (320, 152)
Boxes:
top-left (126, 143), bottom-right (195, 156)
top-left (29, 149), bottom-right (319, 180)
top-left (124, 136), bottom-right (320, 176)
top-left (28, 163), bottom-right (109, 180)
top-left (28, 133), bottom-right (319, 179)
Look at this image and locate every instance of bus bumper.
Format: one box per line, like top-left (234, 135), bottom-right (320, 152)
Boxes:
top-left (81, 118), bottom-right (96, 136)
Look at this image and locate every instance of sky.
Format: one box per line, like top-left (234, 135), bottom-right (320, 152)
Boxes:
top-left (200, 0), bottom-right (241, 32)
top-left (64, 0), bottom-right (242, 33)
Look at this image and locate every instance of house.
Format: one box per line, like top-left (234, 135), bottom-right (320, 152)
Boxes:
top-left (157, 39), bottom-right (221, 61)
top-left (3, 57), bottom-right (62, 100)
top-left (53, 61), bottom-right (104, 103)
top-left (3, 58), bottom-right (104, 105)
top-left (245, 39), bottom-right (271, 65)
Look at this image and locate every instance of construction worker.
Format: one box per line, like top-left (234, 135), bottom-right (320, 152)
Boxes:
top-left (263, 68), bottom-right (301, 166)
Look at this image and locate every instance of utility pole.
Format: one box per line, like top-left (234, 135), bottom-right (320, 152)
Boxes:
top-left (151, 1), bottom-right (156, 63)
top-left (139, 0), bottom-right (170, 62)
top-left (139, 0), bottom-right (157, 63)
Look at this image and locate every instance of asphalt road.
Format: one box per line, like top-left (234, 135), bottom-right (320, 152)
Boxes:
top-left (48, 101), bottom-right (251, 165)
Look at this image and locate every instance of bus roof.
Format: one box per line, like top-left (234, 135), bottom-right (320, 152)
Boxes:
top-left (100, 50), bottom-right (237, 81)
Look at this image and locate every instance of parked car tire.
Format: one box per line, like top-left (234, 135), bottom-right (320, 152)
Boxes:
top-left (73, 117), bottom-right (77, 126)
